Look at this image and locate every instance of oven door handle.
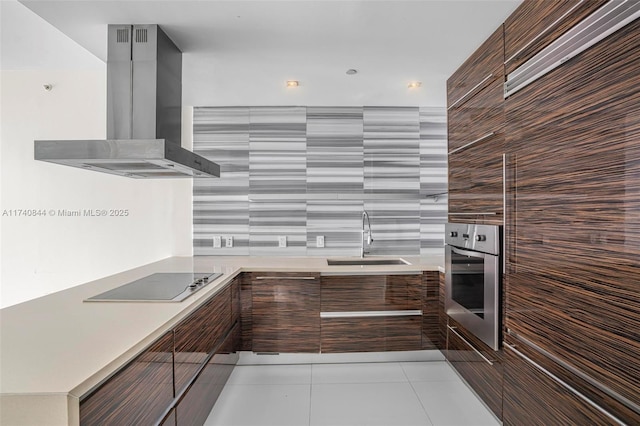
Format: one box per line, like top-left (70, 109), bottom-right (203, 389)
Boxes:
top-left (450, 246), bottom-right (486, 259)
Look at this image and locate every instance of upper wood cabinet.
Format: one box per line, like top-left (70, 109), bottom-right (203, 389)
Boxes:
top-left (447, 135), bottom-right (505, 225)
top-left (447, 77), bottom-right (504, 154)
top-left (447, 25), bottom-right (504, 110)
top-left (504, 0), bottom-right (608, 74)
top-left (252, 272), bottom-right (321, 353)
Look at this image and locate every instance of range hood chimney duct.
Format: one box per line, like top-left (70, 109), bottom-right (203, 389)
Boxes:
top-left (34, 25), bottom-right (220, 178)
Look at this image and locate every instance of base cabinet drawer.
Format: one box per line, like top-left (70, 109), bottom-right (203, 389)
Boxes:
top-left (80, 331), bottom-right (174, 425)
top-left (175, 324), bottom-right (240, 426)
top-left (503, 343), bottom-right (621, 425)
top-left (446, 323), bottom-right (503, 420)
top-left (321, 316), bottom-right (421, 353)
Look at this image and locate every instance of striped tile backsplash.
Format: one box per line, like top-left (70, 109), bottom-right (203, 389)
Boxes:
top-left (193, 106), bottom-right (447, 256)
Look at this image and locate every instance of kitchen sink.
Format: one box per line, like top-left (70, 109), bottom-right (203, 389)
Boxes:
top-left (327, 258), bottom-right (411, 266)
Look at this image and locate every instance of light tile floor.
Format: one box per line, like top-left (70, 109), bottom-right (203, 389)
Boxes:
top-left (205, 352), bottom-right (499, 426)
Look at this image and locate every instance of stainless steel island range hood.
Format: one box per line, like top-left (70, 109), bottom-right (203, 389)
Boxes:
top-left (35, 25), bottom-right (220, 178)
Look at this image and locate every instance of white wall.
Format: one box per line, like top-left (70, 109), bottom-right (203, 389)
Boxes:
top-left (0, 69), bottom-right (193, 308)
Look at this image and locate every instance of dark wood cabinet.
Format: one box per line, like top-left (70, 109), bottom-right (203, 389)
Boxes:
top-left (80, 331), bottom-right (174, 425)
top-left (175, 324), bottom-right (240, 426)
top-left (252, 272), bottom-right (321, 353)
top-left (503, 336), bottom-right (636, 425)
top-left (174, 285), bottom-right (231, 395)
top-left (321, 316), bottom-right (421, 353)
top-left (447, 26), bottom-right (504, 110)
top-left (447, 24), bottom-right (505, 226)
top-left (240, 272), bottom-right (253, 351)
top-left (421, 271), bottom-right (441, 349)
top-left (504, 16), bottom-right (640, 419)
top-left (80, 278), bottom-right (240, 426)
top-left (320, 274), bottom-right (422, 353)
top-left (446, 320), bottom-right (503, 420)
top-left (447, 77), bottom-right (504, 154)
top-left (447, 135), bottom-right (505, 225)
top-left (504, 0), bottom-right (608, 74)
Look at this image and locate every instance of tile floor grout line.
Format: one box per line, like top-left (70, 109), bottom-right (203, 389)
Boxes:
top-left (400, 362), bottom-right (436, 426)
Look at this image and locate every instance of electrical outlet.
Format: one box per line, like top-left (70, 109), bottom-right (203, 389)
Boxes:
top-left (225, 236), bottom-right (233, 248)
top-left (213, 236), bottom-right (222, 248)
top-left (316, 235), bottom-right (325, 248)
top-left (278, 236), bottom-right (287, 248)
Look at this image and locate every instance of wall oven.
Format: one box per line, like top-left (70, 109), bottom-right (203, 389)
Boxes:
top-left (445, 223), bottom-right (501, 351)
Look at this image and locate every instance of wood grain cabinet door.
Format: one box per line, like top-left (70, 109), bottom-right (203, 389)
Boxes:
top-left (447, 135), bottom-right (505, 225)
top-left (174, 287), bottom-right (232, 395)
top-left (504, 16), bottom-right (640, 417)
top-left (80, 331), bottom-right (174, 425)
top-left (175, 324), bottom-right (240, 426)
top-left (447, 77), bottom-right (504, 154)
top-left (252, 272), bottom-right (321, 353)
top-left (447, 25), bottom-right (504, 110)
top-left (446, 322), bottom-right (503, 420)
top-left (504, 0), bottom-right (608, 74)
top-left (320, 274), bottom-right (422, 353)
top-left (503, 339), bottom-right (632, 425)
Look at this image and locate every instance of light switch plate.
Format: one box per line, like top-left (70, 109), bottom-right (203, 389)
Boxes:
top-left (225, 236), bottom-right (233, 248)
top-left (316, 235), bottom-right (325, 248)
top-left (278, 236), bottom-right (287, 248)
top-left (213, 236), bottom-right (222, 248)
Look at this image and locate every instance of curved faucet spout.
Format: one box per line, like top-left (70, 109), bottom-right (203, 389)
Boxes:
top-left (361, 211), bottom-right (374, 258)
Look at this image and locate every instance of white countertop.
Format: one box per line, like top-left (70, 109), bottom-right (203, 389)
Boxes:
top-left (0, 255), bottom-right (443, 425)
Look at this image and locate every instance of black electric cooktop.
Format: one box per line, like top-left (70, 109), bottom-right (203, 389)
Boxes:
top-left (85, 272), bottom-right (223, 303)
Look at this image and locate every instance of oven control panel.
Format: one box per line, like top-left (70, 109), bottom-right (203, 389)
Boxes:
top-left (445, 223), bottom-right (500, 255)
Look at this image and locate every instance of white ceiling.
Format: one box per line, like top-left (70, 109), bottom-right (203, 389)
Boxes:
top-left (3, 0), bottom-right (521, 107)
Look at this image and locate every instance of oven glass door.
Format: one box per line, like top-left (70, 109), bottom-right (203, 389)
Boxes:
top-left (445, 245), bottom-right (500, 350)
top-left (450, 247), bottom-right (486, 318)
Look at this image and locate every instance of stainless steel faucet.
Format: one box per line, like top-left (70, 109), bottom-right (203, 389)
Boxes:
top-left (361, 210), bottom-right (374, 258)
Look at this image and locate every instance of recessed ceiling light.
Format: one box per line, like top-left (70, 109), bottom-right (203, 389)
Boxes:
top-left (346, 69), bottom-right (358, 75)
top-left (408, 81), bottom-right (422, 88)
top-left (286, 80), bottom-right (299, 87)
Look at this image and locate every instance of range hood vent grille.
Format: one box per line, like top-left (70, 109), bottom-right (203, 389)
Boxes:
top-left (504, 0), bottom-right (640, 97)
top-left (135, 28), bottom-right (148, 43)
top-left (116, 28), bottom-right (129, 43)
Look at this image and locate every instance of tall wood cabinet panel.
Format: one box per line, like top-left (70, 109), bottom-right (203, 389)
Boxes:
top-left (252, 272), bottom-right (321, 353)
top-left (80, 331), bottom-right (174, 425)
top-left (504, 0), bottom-right (608, 74)
top-left (447, 26), bottom-right (504, 109)
top-left (505, 16), bottom-right (640, 421)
